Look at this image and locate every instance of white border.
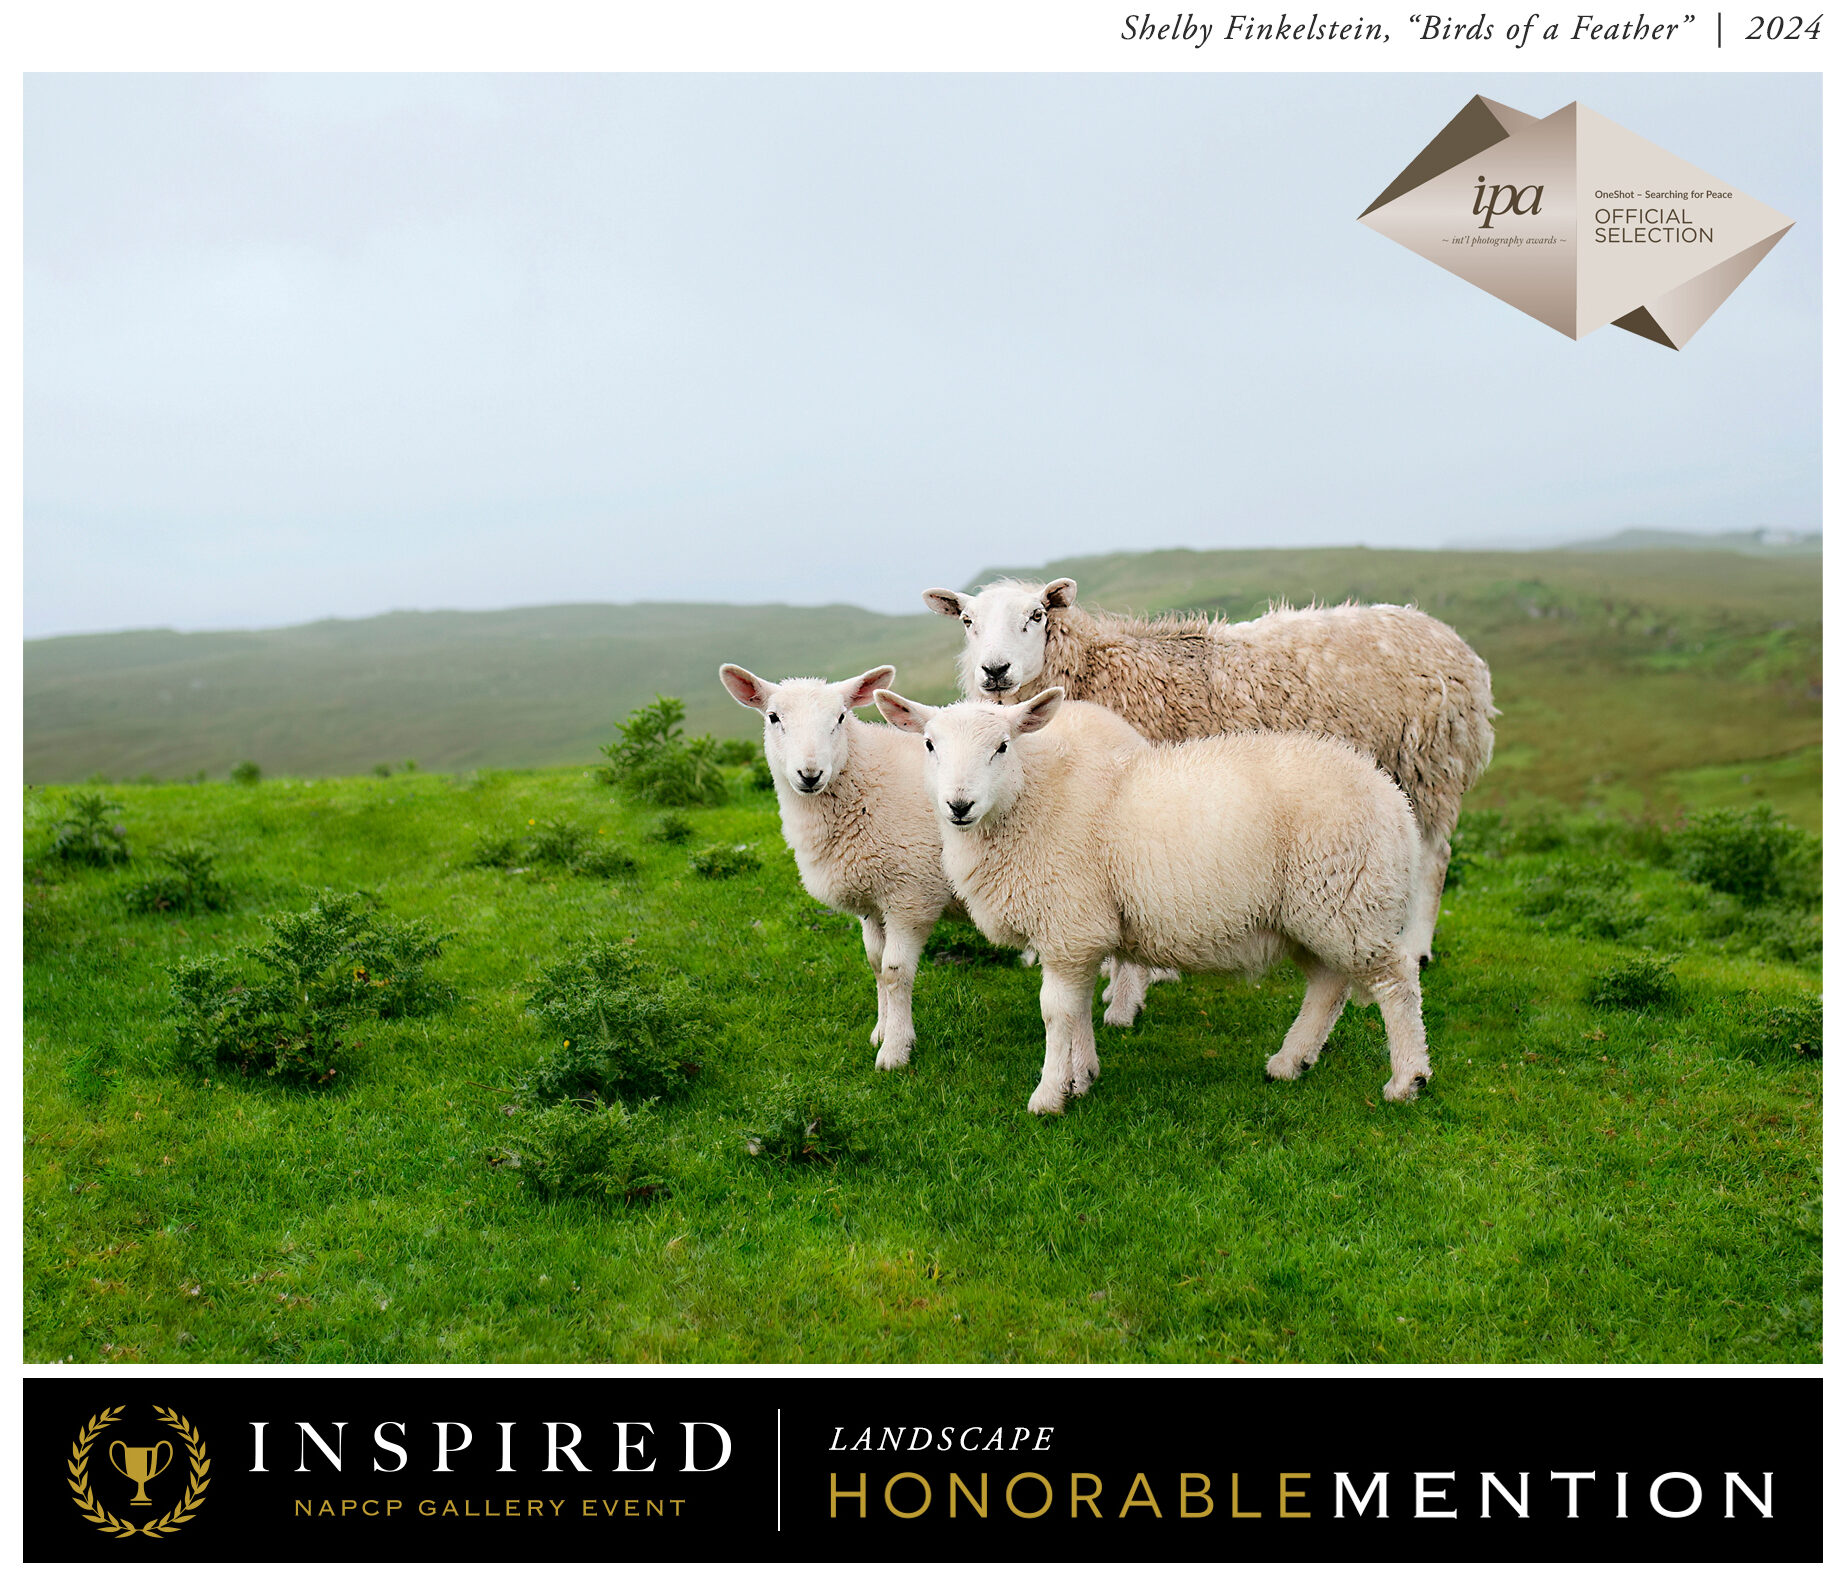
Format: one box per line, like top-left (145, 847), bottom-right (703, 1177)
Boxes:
top-left (8, 4), bottom-right (1831, 1571)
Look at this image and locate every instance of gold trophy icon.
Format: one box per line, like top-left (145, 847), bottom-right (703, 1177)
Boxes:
top-left (108, 1438), bottom-right (173, 1506)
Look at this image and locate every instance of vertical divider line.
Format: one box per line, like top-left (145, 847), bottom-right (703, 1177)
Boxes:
top-left (776, 1407), bottom-right (782, 1532)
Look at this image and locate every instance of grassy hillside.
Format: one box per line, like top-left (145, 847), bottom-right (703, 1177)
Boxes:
top-left (22, 767), bottom-right (1820, 1364)
top-left (27, 545), bottom-right (1820, 827)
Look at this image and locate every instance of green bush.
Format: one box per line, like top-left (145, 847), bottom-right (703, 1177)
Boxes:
top-left (123, 843), bottom-right (230, 915)
top-left (1515, 858), bottom-right (1647, 940)
top-left (571, 844), bottom-right (639, 879)
top-left (749, 758), bottom-right (775, 792)
top-left (601, 695), bottom-right (729, 807)
top-left (689, 843), bottom-right (761, 879)
top-left (743, 1081), bottom-right (867, 1167)
top-left (714, 738), bottom-right (757, 766)
top-left (507, 1097), bottom-right (667, 1204)
top-left (646, 812), bottom-right (696, 845)
top-left (467, 820), bottom-right (638, 880)
top-left (167, 890), bottom-right (452, 1084)
top-left (49, 792), bottom-right (130, 867)
top-left (229, 760), bottom-right (262, 787)
top-left (466, 831), bottom-right (523, 869)
top-left (1719, 991), bottom-right (1821, 1061)
top-left (1586, 954), bottom-right (1679, 1011)
top-left (521, 938), bottom-right (707, 1105)
top-left (1672, 806), bottom-right (1818, 906)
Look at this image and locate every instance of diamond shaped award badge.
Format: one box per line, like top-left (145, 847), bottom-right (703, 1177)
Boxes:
top-left (1360, 97), bottom-right (1793, 347)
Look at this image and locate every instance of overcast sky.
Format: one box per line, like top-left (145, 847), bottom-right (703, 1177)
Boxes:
top-left (25, 72), bottom-right (1819, 638)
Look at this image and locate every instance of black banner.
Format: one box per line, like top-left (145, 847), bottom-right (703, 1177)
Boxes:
top-left (26, 1377), bottom-right (1819, 1563)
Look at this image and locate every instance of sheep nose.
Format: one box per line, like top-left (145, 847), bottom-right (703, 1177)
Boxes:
top-left (981, 662), bottom-right (1010, 684)
top-left (797, 769), bottom-right (823, 791)
top-left (947, 798), bottom-right (974, 821)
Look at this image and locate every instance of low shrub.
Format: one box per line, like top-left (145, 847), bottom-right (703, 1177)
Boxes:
top-left (521, 938), bottom-right (707, 1105)
top-left (690, 843), bottom-right (761, 879)
top-left (468, 819), bottom-right (638, 880)
top-left (570, 844), bottom-right (640, 879)
top-left (1718, 991), bottom-right (1821, 1061)
top-left (49, 792), bottom-right (130, 867)
top-left (229, 760), bottom-right (262, 787)
top-left (749, 758), bottom-right (775, 791)
top-left (714, 738), bottom-right (757, 766)
top-left (1671, 805), bottom-right (1818, 906)
top-left (1585, 954), bottom-right (1679, 1011)
top-left (123, 843), bottom-right (230, 915)
top-left (1515, 858), bottom-right (1647, 941)
top-left (507, 1097), bottom-right (667, 1204)
top-left (466, 831), bottom-right (523, 869)
top-left (743, 1081), bottom-right (867, 1167)
top-left (646, 812), bottom-right (696, 845)
top-left (167, 890), bottom-right (452, 1084)
top-left (601, 695), bottom-right (729, 808)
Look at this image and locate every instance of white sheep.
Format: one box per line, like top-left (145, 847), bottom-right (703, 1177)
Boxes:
top-left (922, 577), bottom-right (1494, 967)
top-left (873, 686), bottom-right (1433, 1115)
top-left (718, 663), bottom-right (1167, 1071)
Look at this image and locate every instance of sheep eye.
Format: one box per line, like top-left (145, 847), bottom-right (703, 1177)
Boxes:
top-left (767, 712), bottom-right (779, 725)
top-left (836, 713), bottom-right (845, 726)
top-left (995, 740), bottom-right (1008, 755)
top-left (1029, 608), bottom-right (1044, 623)
top-left (924, 739), bottom-right (934, 752)
top-left (961, 616), bottom-right (972, 627)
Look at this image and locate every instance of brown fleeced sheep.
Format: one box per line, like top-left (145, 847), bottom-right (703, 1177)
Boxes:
top-left (922, 577), bottom-right (1496, 964)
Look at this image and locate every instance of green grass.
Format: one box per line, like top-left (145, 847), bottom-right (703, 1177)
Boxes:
top-left (26, 544), bottom-right (1820, 830)
top-left (24, 767), bottom-right (1820, 1364)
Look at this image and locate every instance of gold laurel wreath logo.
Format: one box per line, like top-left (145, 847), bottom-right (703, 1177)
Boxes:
top-left (68, 1405), bottom-right (211, 1538)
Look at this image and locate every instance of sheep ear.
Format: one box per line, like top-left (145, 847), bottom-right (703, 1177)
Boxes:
top-left (922, 588), bottom-right (965, 618)
top-left (1042, 578), bottom-right (1077, 610)
top-left (1013, 687), bottom-right (1064, 734)
top-left (874, 689), bottom-right (934, 734)
top-left (719, 664), bottom-right (774, 710)
top-left (837, 665), bottom-right (896, 711)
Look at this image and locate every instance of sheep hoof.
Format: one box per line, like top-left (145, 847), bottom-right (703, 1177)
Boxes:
top-left (1382, 1071), bottom-right (1428, 1102)
top-left (1265, 1053), bottom-right (1304, 1082)
top-left (875, 1043), bottom-right (912, 1071)
top-left (1028, 1085), bottom-right (1066, 1116)
top-left (1102, 1002), bottom-right (1138, 1029)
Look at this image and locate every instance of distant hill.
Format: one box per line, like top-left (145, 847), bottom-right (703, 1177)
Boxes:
top-left (1445, 526), bottom-right (1820, 555)
top-left (24, 545), bottom-right (1821, 827)
top-left (1558, 528), bottom-right (1821, 556)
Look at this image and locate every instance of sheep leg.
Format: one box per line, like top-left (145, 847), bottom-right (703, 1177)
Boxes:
top-left (1102, 960), bottom-right (1180, 1025)
top-left (1402, 830), bottom-right (1451, 968)
top-left (1265, 963), bottom-right (1351, 1081)
top-left (861, 915), bottom-right (888, 1049)
top-left (874, 917), bottom-right (928, 1071)
top-left (1373, 958), bottom-right (1433, 1102)
top-left (1102, 959), bottom-right (1147, 1026)
top-left (1031, 963), bottom-right (1100, 1115)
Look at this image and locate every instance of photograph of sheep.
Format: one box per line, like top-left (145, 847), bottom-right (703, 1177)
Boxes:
top-left (24, 73), bottom-right (1818, 1363)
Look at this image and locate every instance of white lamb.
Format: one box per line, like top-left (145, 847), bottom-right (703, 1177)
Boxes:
top-left (922, 577), bottom-right (1495, 967)
top-left (873, 685), bottom-right (1433, 1115)
top-left (717, 663), bottom-right (1165, 1072)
